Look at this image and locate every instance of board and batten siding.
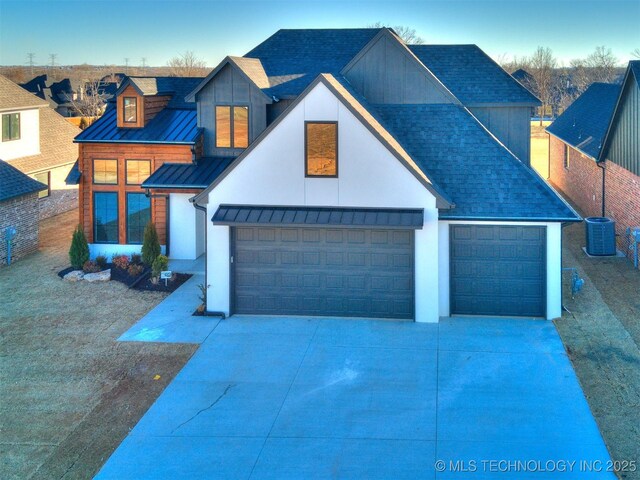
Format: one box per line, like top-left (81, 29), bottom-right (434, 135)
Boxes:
top-left (603, 76), bottom-right (640, 176)
top-left (469, 106), bottom-right (532, 165)
top-left (342, 32), bottom-right (454, 105)
top-left (196, 64), bottom-right (270, 157)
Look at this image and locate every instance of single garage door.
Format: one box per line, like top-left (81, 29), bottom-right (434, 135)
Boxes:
top-left (232, 227), bottom-right (414, 319)
top-left (450, 225), bottom-right (546, 317)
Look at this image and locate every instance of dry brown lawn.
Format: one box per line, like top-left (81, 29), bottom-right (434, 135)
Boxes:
top-left (0, 210), bottom-right (197, 479)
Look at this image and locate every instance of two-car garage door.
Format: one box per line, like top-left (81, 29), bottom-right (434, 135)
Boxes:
top-left (232, 226), bottom-right (414, 319)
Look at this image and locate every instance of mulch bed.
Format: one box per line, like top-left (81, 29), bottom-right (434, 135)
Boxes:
top-left (58, 264), bottom-right (191, 293)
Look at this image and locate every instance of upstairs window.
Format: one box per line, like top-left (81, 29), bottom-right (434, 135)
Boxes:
top-left (305, 122), bottom-right (338, 177)
top-left (564, 144), bottom-right (570, 169)
top-left (216, 106), bottom-right (248, 148)
top-left (2, 113), bottom-right (20, 141)
top-left (123, 97), bottom-right (137, 123)
top-left (126, 159), bottom-right (151, 185)
top-left (93, 159), bottom-right (118, 184)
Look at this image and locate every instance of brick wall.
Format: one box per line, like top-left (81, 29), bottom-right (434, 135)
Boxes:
top-left (37, 164), bottom-right (78, 220)
top-left (548, 135), bottom-right (603, 218)
top-left (603, 161), bottom-right (640, 259)
top-left (0, 193), bottom-right (40, 266)
top-left (549, 134), bottom-right (640, 261)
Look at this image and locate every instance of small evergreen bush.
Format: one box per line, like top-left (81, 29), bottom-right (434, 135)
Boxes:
top-left (69, 224), bottom-right (89, 269)
top-left (141, 222), bottom-right (161, 266)
top-left (151, 254), bottom-right (169, 279)
top-left (95, 255), bottom-right (107, 269)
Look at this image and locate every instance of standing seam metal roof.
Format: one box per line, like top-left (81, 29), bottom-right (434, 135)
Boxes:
top-left (75, 108), bottom-right (202, 144)
top-left (141, 157), bottom-right (235, 189)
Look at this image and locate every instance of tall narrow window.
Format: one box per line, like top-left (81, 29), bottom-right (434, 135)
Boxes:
top-left (32, 171), bottom-right (50, 199)
top-left (94, 192), bottom-right (119, 243)
top-left (216, 106), bottom-right (249, 148)
top-left (564, 144), bottom-right (570, 169)
top-left (2, 113), bottom-right (20, 141)
top-left (126, 159), bottom-right (151, 185)
top-left (305, 122), bottom-right (338, 177)
top-left (123, 97), bottom-right (137, 123)
top-left (93, 159), bottom-right (118, 184)
top-left (126, 193), bottom-right (151, 244)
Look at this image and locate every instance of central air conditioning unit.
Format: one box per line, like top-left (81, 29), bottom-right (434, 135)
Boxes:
top-left (585, 217), bottom-right (616, 256)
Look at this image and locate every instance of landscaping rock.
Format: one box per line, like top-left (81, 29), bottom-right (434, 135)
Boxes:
top-left (84, 269), bottom-right (111, 282)
top-left (63, 270), bottom-right (84, 282)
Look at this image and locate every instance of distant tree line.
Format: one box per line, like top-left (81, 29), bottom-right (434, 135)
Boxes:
top-left (501, 45), bottom-right (628, 122)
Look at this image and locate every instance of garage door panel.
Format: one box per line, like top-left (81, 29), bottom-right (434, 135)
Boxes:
top-left (233, 227), bottom-right (414, 319)
top-left (450, 225), bottom-right (546, 317)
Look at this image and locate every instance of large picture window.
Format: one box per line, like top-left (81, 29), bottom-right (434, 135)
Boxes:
top-left (123, 97), bottom-right (137, 123)
top-left (305, 122), bottom-right (338, 177)
top-left (216, 106), bottom-right (248, 148)
top-left (94, 192), bottom-right (118, 243)
top-left (2, 112), bottom-right (20, 141)
top-left (126, 159), bottom-right (151, 185)
top-left (126, 193), bottom-right (151, 244)
top-left (93, 159), bottom-right (118, 184)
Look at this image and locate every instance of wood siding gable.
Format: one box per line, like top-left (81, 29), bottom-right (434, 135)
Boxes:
top-left (341, 29), bottom-right (458, 105)
top-left (196, 63), bottom-right (270, 157)
top-left (601, 71), bottom-right (640, 176)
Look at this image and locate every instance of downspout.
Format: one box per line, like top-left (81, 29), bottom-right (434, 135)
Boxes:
top-left (596, 162), bottom-right (606, 217)
top-left (191, 198), bottom-right (226, 319)
top-left (145, 189), bottom-right (170, 257)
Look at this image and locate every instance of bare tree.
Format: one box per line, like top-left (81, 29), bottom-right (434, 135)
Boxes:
top-left (632, 48), bottom-right (640, 59)
top-left (585, 46), bottom-right (618, 83)
top-left (367, 22), bottom-right (424, 44)
top-left (500, 55), bottom-right (531, 74)
top-left (70, 78), bottom-right (109, 118)
top-left (167, 51), bottom-right (208, 77)
top-left (529, 47), bottom-right (557, 125)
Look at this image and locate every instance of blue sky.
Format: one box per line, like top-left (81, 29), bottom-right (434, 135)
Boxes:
top-left (0, 0), bottom-right (638, 67)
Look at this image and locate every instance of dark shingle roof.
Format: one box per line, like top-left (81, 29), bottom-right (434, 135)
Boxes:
top-left (244, 28), bottom-right (382, 97)
top-left (141, 157), bottom-right (235, 189)
top-left (0, 161), bottom-right (47, 202)
top-left (408, 45), bottom-right (540, 105)
top-left (373, 104), bottom-right (578, 220)
top-left (75, 107), bottom-right (202, 144)
top-left (546, 83), bottom-right (620, 159)
top-left (118, 76), bottom-right (203, 109)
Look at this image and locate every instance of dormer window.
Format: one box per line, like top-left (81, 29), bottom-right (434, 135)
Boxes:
top-left (216, 106), bottom-right (248, 148)
top-left (123, 97), bottom-right (137, 124)
top-left (305, 122), bottom-right (338, 177)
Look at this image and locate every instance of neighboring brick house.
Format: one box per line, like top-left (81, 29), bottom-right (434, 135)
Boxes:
top-left (547, 61), bottom-right (640, 259)
top-left (0, 161), bottom-right (47, 266)
top-left (0, 75), bottom-right (80, 219)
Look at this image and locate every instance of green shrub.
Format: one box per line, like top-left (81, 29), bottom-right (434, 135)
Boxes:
top-left (151, 254), bottom-right (169, 279)
top-left (127, 264), bottom-right (144, 277)
top-left (82, 260), bottom-right (100, 273)
top-left (69, 224), bottom-right (89, 269)
top-left (131, 253), bottom-right (142, 265)
top-left (95, 255), bottom-right (107, 269)
top-left (141, 222), bottom-right (161, 266)
top-left (112, 254), bottom-right (130, 270)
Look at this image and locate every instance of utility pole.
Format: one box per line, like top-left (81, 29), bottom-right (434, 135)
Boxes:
top-left (49, 53), bottom-right (57, 68)
top-left (141, 57), bottom-right (147, 69)
top-left (124, 58), bottom-right (129, 75)
top-left (26, 53), bottom-right (35, 75)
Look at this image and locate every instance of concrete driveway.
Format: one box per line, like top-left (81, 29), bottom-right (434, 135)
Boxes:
top-left (96, 316), bottom-right (613, 479)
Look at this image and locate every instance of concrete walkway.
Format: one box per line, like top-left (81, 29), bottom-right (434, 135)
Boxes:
top-left (118, 274), bottom-right (220, 344)
top-left (98, 315), bottom-right (613, 479)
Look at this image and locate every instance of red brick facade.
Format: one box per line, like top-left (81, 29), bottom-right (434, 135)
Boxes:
top-left (549, 134), bottom-right (640, 260)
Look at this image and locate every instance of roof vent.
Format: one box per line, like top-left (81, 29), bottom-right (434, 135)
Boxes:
top-left (585, 217), bottom-right (616, 256)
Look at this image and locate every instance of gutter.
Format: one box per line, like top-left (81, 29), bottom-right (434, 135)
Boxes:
top-left (439, 216), bottom-right (582, 223)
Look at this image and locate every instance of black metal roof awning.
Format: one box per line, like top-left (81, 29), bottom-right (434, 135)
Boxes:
top-left (212, 205), bottom-right (424, 229)
top-left (64, 160), bottom-right (81, 185)
top-left (141, 157), bottom-right (235, 189)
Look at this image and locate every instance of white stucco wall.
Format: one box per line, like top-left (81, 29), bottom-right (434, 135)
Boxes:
top-left (206, 82), bottom-right (439, 322)
top-left (89, 243), bottom-right (166, 259)
top-left (0, 108), bottom-right (40, 161)
top-left (170, 193), bottom-right (204, 260)
top-left (438, 220), bottom-right (563, 320)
